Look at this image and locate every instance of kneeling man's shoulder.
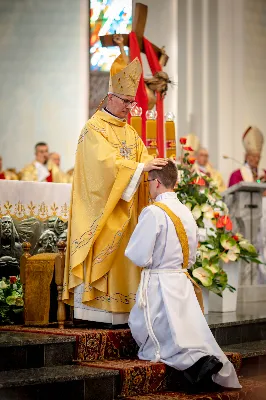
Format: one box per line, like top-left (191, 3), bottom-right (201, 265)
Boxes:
top-left (139, 204), bottom-right (163, 221)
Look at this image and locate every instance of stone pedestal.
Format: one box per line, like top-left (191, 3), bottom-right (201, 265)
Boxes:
top-left (223, 182), bottom-right (266, 302)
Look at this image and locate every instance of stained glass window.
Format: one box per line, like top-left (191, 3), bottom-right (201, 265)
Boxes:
top-left (90, 0), bottom-right (132, 72)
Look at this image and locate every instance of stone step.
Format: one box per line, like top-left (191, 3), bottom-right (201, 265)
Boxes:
top-left (1, 318), bottom-right (266, 362)
top-left (78, 352), bottom-right (242, 398)
top-left (223, 340), bottom-right (266, 377)
top-left (121, 376), bottom-right (266, 400)
top-left (0, 332), bottom-right (76, 371)
top-left (0, 364), bottom-right (119, 400)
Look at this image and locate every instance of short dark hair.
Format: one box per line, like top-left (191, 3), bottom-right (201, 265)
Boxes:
top-left (149, 160), bottom-right (177, 189)
top-left (35, 142), bottom-right (48, 151)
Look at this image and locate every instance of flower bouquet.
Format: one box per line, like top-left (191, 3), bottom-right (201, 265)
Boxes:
top-left (0, 276), bottom-right (24, 324)
top-left (176, 138), bottom-right (263, 297)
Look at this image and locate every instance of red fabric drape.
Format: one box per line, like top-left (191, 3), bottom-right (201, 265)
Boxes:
top-left (129, 32), bottom-right (148, 144)
top-left (143, 38), bottom-right (165, 158)
top-left (128, 32), bottom-right (165, 156)
top-left (46, 170), bottom-right (53, 183)
top-left (0, 173), bottom-right (5, 180)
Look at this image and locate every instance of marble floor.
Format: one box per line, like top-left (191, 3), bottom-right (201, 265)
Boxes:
top-left (206, 301), bottom-right (266, 327)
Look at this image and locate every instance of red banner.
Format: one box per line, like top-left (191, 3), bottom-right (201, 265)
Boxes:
top-left (129, 32), bottom-right (165, 157)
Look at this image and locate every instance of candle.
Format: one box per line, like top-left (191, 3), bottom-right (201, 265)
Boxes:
top-left (146, 110), bottom-right (158, 157)
top-left (130, 106), bottom-right (142, 138)
top-left (130, 116), bottom-right (142, 137)
top-left (165, 112), bottom-right (176, 159)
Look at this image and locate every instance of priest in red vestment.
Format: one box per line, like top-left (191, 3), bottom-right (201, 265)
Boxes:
top-left (228, 127), bottom-right (266, 187)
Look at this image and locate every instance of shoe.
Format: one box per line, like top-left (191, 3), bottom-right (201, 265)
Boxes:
top-left (183, 355), bottom-right (223, 393)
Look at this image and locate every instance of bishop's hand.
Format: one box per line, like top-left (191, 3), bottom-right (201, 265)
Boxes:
top-left (143, 158), bottom-right (168, 172)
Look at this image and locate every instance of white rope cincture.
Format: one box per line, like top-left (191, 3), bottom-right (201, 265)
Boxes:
top-left (138, 268), bottom-right (187, 363)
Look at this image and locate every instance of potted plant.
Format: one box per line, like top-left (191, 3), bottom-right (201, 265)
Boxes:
top-left (0, 276), bottom-right (24, 324)
top-left (175, 138), bottom-right (263, 313)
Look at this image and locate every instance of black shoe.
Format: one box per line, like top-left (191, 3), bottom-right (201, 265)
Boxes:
top-left (183, 355), bottom-right (223, 393)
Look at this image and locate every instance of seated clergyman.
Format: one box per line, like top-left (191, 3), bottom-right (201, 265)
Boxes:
top-left (125, 161), bottom-right (241, 392)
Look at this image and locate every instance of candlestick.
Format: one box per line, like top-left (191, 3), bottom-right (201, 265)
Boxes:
top-left (130, 107), bottom-right (142, 137)
top-left (146, 110), bottom-right (158, 157)
top-left (165, 112), bottom-right (176, 160)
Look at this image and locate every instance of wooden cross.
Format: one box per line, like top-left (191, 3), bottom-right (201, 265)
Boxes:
top-left (99, 2), bottom-right (169, 67)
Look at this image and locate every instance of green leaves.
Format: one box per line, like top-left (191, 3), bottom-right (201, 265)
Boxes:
top-left (239, 240), bottom-right (257, 254)
top-left (0, 276), bottom-right (23, 324)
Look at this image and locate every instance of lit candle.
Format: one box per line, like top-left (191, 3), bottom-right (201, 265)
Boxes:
top-left (130, 106), bottom-right (142, 137)
top-left (165, 112), bottom-right (176, 159)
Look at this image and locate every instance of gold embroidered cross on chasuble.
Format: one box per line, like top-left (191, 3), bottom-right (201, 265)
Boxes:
top-left (63, 55), bottom-right (151, 313)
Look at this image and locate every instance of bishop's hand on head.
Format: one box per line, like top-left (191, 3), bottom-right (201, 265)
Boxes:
top-left (143, 158), bottom-right (168, 172)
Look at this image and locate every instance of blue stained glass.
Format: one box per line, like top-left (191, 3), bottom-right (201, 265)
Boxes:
top-left (90, 0), bottom-right (132, 72)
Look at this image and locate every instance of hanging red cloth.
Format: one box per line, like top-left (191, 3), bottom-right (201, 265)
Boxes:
top-left (128, 32), bottom-right (148, 144)
top-left (143, 38), bottom-right (165, 158)
top-left (128, 32), bottom-right (165, 156)
top-left (0, 172), bottom-right (5, 180)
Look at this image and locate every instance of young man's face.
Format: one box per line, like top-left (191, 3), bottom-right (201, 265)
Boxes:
top-left (107, 94), bottom-right (136, 119)
top-left (35, 145), bottom-right (49, 164)
top-left (148, 173), bottom-right (160, 200)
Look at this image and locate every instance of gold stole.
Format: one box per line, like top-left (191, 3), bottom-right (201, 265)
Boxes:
top-left (153, 202), bottom-right (204, 314)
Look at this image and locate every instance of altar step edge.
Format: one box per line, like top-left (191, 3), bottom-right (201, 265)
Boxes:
top-left (0, 364), bottom-right (119, 400)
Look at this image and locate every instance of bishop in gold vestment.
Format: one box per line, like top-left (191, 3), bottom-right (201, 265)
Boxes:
top-left (63, 55), bottom-right (165, 324)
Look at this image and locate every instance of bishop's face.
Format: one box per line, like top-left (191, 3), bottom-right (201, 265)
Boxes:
top-left (197, 149), bottom-right (209, 167)
top-left (107, 94), bottom-right (136, 119)
top-left (246, 152), bottom-right (260, 169)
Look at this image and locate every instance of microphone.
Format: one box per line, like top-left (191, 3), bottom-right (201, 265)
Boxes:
top-left (223, 155), bottom-right (243, 166)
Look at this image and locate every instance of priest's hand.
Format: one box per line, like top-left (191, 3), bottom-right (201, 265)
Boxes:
top-left (143, 158), bottom-right (168, 172)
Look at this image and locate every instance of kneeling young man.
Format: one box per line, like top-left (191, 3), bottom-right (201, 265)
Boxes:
top-left (125, 161), bottom-right (241, 392)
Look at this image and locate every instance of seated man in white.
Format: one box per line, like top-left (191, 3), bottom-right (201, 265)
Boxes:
top-left (125, 161), bottom-right (241, 392)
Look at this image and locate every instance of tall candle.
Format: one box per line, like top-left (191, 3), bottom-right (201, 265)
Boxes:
top-left (165, 113), bottom-right (176, 159)
top-left (146, 110), bottom-right (158, 157)
top-left (130, 116), bottom-right (142, 137)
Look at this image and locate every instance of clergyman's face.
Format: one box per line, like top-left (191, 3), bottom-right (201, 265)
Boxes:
top-left (49, 153), bottom-right (60, 167)
top-left (246, 152), bottom-right (260, 169)
top-left (107, 94), bottom-right (136, 119)
top-left (197, 149), bottom-right (209, 166)
top-left (35, 145), bottom-right (49, 164)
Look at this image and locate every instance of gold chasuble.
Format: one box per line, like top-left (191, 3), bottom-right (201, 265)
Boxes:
top-left (63, 110), bottom-right (151, 312)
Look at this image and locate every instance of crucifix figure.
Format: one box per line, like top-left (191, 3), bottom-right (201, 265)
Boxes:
top-left (100, 3), bottom-right (168, 64)
top-left (100, 2), bottom-right (170, 110)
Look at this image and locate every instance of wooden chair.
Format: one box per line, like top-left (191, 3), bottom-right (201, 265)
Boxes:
top-left (20, 241), bottom-right (66, 329)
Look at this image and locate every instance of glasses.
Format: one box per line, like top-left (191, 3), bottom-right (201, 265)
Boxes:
top-left (111, 94), bottom-right (137, 109)
top-left (144, 178), bottom-right (162, 184)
